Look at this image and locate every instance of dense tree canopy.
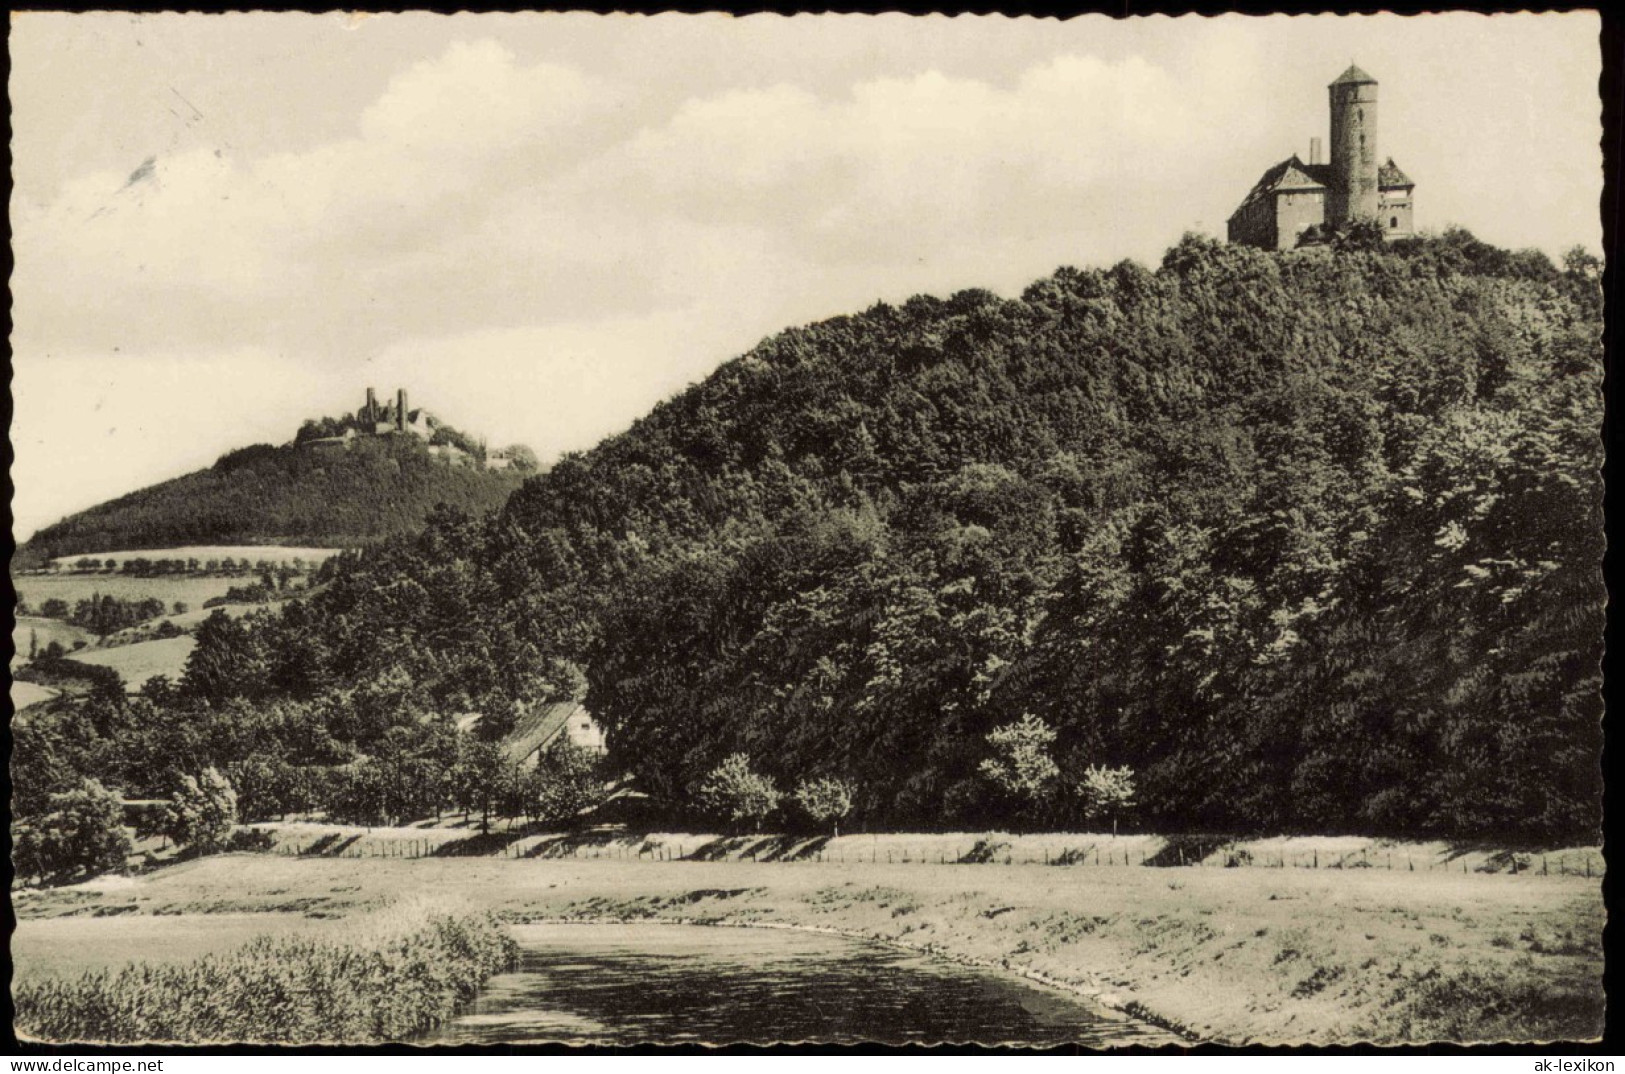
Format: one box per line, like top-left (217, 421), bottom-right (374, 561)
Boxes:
top-left (14, 230), bottom-right (1602, 850)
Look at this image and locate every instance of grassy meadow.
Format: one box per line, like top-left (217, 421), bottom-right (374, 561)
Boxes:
top-left (11, 680), bottom-right (59, 710)
top-left (70, 636), bottom-right (198, 690)
top-left (12, 838), bottom-right (1603, 1046)
top-left (11, 616), bottom-right (93, 665)
top-left (16, 574), bottom-right (247, 612)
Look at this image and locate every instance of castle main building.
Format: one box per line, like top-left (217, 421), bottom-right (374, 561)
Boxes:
top-left (1228, 64), bottom-right (1415, 250)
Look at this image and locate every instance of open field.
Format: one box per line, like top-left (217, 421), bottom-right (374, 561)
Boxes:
top-left (15, 573), bottom-right (245, 611)
top-left (11, 680), bottom-right (59, 710)
top-left (103, 598), bottom-right (298, 646)
top-left (12, 910), bottom-right (354, 984)
top-left (13, 844), bottom-right (1603, 1045)
top-left (71, 635), bottom-right (197, 689)
top-left (44, 545), bottom-right (346, 571)
top-left (11, 616), bottom-right (93, 666)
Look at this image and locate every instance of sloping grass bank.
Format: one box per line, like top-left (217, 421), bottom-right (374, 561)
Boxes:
top-left (13, 896), bottom-right (518, 1044)
top-left (14, 854), bottom-right (1603, 1045)
top-left (248, 823), bottom-right (1605, 877)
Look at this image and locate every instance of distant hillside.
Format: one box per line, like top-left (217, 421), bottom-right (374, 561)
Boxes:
top-left (24, 433), bottom-right (530, 557)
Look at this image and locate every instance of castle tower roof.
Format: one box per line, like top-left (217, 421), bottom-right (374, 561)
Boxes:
top-left (1378, 158), bottom-right (1414, 189)
top-left (1330, 63), bottom-right (1377, 86)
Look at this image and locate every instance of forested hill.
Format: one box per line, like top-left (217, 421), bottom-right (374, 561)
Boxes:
top-left (68, 230), bottom-right (1602, 841)
top-left (23, 434), bottom-right (528, 557)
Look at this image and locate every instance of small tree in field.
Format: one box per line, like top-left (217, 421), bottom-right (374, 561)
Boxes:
top-left (162, 767), bottom-right (239, 854)
top-left (695, 754), bottom-right (781, 833)
top-left (1079, 764), bottom-right (1136, 837)
top-left (792, 777), bottom-right (856, 838)
top-left (979, 714), bottom-right (1059, 827)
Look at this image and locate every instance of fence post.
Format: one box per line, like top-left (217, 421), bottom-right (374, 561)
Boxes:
top-left (1542, 856), bottom-right (1548, 876)
top-left (1313, 849), bottom-right (1318, 869)
top-left (1586, 857), bottom-right (1591, 879)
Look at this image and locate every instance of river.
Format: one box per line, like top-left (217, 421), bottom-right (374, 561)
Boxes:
top-left (432, 923), bottom-right (1178, 1046)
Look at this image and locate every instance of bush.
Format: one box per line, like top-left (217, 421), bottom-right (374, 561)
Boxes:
top-left (13, 779), bottom-right (132, 886)
top-left (13, 904), bottom-right (520, 1043)
top-left (695, 754), bottom-right (781, 833)
top-left (161, 767), bottom-right (239, 854)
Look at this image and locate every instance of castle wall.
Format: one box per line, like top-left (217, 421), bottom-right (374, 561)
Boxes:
top-left (1228, 196), bottom-right (1278, 249)
top-left (1273, 190), bottom-right (1326, 249)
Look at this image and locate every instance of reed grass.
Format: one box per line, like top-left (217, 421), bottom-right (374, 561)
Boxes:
top-left (14, 900), bottom-right (519, 1043)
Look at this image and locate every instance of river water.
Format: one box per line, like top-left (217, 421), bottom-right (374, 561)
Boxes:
top-left (432, 923), bottom-right (1177, 1046)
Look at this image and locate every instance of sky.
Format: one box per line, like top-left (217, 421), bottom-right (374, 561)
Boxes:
top-left (8, 12), bottom-right (1603, 543)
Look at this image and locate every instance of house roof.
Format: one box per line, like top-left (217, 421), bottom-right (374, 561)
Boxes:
top-left (1330, 63), bottom-right (1377, 86)
top-left (503, 700), bottom-right (589, 764)
top-left (1231, 156), bottom-right (1331, 218)
top-left (1379, 158), bottom-right (1414, 189)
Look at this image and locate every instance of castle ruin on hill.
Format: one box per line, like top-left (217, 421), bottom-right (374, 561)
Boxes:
top-left (1228, 64), bottom-right (1416, 250)
top-left (301, 387), bottom-right (522, 471)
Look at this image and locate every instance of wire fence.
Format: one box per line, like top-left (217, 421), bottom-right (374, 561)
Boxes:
top-left (262, 832), bottom-right (1596, 878)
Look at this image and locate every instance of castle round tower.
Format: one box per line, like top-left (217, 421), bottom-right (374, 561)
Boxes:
top-left (1327, 64), bottom-right (1379, 227)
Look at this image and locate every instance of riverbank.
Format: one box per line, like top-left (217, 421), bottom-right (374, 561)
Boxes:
top-left (12, 852), bottom-right (1603, 1045)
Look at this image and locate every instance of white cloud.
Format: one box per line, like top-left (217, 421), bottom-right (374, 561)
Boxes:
top-left (9, 15), bottom-right (1603, 541)
top-left (11, 39), bottom-right (614, 360)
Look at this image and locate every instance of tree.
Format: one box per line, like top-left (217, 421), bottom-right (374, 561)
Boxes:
top-left (499, 444), bottom-right (539, 471)
top-left (792, 777), bottom-right (856, 838)
top-left (1078, 764), bottom-right (1136, 836)
top-left (522, 742), bottom-right (606, 827)
top-left (695, 754), bottom-right (781, 833)
top-left (161, 768), bottom-right (239, 854)
top-left (979, 714), bottom-right (1059, 827)
top-left (180, 610), bottom-right (270, 701)
top-left (450, 738), bottom-right (512, 832)
top-left (15, 779), bottom-right (133, 885)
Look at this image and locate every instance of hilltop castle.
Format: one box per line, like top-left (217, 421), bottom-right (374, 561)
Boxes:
top-left (357, 387), bottom-right (431, 440)
top-left (1228, 64), bottom-right (1415, 250)
top-left (300, 388), bottom-right (522, 471)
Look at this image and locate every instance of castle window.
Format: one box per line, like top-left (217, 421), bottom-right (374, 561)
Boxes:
top-left (1391, 216), bottom-right (1399, 229)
